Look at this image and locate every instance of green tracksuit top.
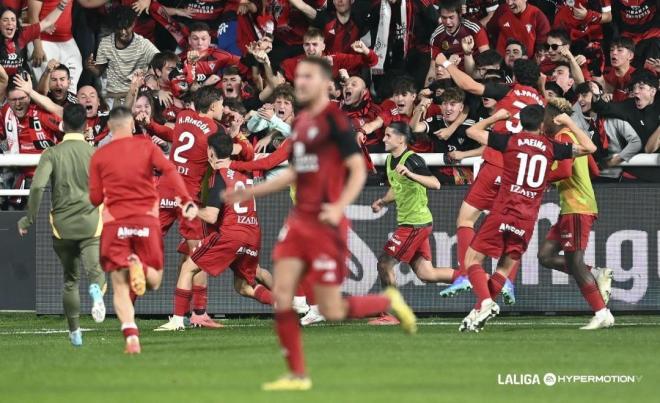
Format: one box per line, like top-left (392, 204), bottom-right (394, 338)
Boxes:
top-left (386, 150), bottom-right (433, 226)
top-left (18, 133), bottom-right (102, 239)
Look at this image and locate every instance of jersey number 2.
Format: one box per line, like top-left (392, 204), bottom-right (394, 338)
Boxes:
top-left (515, 153), bottom-right (547, 188)
top-left (233, 180), bottom-right (254, 214)
top-left (173, 132), bottom-right (195, 163)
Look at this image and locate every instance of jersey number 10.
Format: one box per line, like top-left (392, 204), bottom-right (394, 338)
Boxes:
top-left (515, 153), bottom-right (548, 188)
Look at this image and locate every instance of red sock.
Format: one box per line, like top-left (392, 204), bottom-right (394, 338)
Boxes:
top-left (507, 261), bottom-right (520, 282)
top-left (346, 295), bottom-right (391, 318)
top-left (579, 282), bottom-right (606, 312)
top-left (191, 285), bottom-right (208, 314)
top-left (488, 272), bottom-right (507, 299)
top-left (174, 288), bottom-right (193, 317)
top-left (457, 227), bottom-right (475, 276)
top-left (451, 269), bottom-right (461, 283)
top-left (253, 284), bottom-right (273, 305)
top-left (121, 323), bottom-right (139, 339)
top-left (129, 290), bottom-right (137, 305)
top-left (275, 310), bottom-right (305, 376)
top-left (467, 264), bottom-right (490, 307)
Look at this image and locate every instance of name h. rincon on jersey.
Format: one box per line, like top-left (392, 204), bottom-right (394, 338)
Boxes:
top-left (177, 115), bottom-right (212, 134)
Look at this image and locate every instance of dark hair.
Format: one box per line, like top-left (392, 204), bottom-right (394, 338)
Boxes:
top-left (388, 121), bottom-right (413, 143)
top-left (62, 104), bottom-right (87, 132)
top-left (303, 27), bottom-right (325, 41)
top-left (439, 0), bottom-right (462, 14)
top-left (193, 86), bottom-right (223, 113)
top-left (207, 130), bottom-right (233, 159)
top-left (441, 87), bottom-right (465, 103)
top-left (610, 37), bottom-right (635, 53)
top-left (547, 29), bottom-right (570, 45)
top-left (505, 39), bottom-right (527, 56)
top-left (108, 105), bottom-right (134, 121)
top-left (575, 82), bottom-right (593, 95)
top-left (392, 76), bottom-right (416, 96)
top-left (224, 98), bottom-right (247, 115)
top-left (0, 8), bottom-right (22, 64)
top-left (189, 22), bottom-right (211, 35)
top-left (150, 52), bottom-right (179, 71)
top-left (272, 83), bottom-right (295, 104)
top-left (630, 68), bottom-right (658, 90)
top-left (113, 6), bottom-right (137, 31)
top-left (553, 61), bottom-right (573, 77)
top-left (299, 56), bottom-right (333, 79)
top-left (475, 49), bottom-right (503, 68)
top-left (520, 105), bottom-right (545, 131)
top-left (51, 64), bottom-right (71, 79)
top-left (545, 81), bottom-right (564, 97)
top-left (223, 65), bottom-right (242, 77)
top-left (512, 59), bottom-right (540, 87)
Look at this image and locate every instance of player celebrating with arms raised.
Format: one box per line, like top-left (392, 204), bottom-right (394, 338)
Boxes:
top-left (89, 107), bottom-right (197, 354)
top-left (538, 98), bottom-right (614, 330)
top-left (461, 105), bottom-right (596, 332)
top-left (369, 122), bottom-right (461, 325)
top-left (226, 57), bottom-right (416, 391)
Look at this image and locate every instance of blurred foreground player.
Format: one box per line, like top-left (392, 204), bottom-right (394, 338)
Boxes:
top-left (537, 98), bottom-right (614, 330)
top-left (369, 122), bottom-right (460, 325)
top-left (461, 105), bottom-right (596, 332)
top-left (156, 132), bottom-right (273, 331)
top-left (89, 107), bottom-right (197, 354)
top-left (226, 57), bottom-right (417, 391)
top-left (18, 104), bottom-right (106, 347)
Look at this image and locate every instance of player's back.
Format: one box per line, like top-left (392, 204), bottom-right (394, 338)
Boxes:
top-left (169, 109), bottom-right (217, 198)
top-left (90, 136), bottom-right (163, 221)
top-left (492, 131), bottom-right (557, 221)
top-left (290, 103), bottom-right (351, 220)
top-left (216, 168), bottom-right (259, 233)
top-left (484, 84), bottom-right (545, 167)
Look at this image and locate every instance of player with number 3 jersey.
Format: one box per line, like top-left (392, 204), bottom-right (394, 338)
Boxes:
top-left (436, 56), bottom-right (545, 302)
top-left (459, 105), bottom-right (596, 333)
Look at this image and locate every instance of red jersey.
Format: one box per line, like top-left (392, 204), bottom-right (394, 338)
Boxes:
top-left (1, 24), bottom-right (40, 75)
top-left (38, 0), bottom-right (73, 42)
top-left (379, 99), bottom-right (431, 153)
top-left (320, 16), bottom-right (361, 54)
top-left (230, 139), bottom-right (291, 173)
top-left (494, 4), bottom-right (550, 57)
top-left (182, 0), bottom-right (226, 21)
top-left (430, 19), bottom-right (489, 58)
top-left (289, 102), bottom-right (360, 220)
top-left (271, 0), bottom-right (324, 46)
top-left (342, 96), bottom-right (382, 146)
top-left (487, 131), bottom-right (573, 221)
top-left (85, 110), bottom-right (110, 145)
top-left (0, 103), bottom-right (61, 155)
top-left (482, 83), bottom-right (545, 167)
top-left (553, 0), bottom-right (611, 42)
top-left (166, 109), bottom-right (218, 200)
top-left (207, 168), bottom-right (259, 235)
top-left (603, 66), bottom-right (635, 102)
top-left (89, 136), bottom-right (192, 222)
top-left (280, 51), bottom-right (378, 82)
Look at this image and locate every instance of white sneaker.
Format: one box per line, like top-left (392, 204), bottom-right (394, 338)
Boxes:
top-left (300, 305), bottom-right (325, 326)
top-left (470, 299), bottom-right (500, 332)
top-left (592, 267), bottom-right (613, 305)
top-left (580, 309), bottom-right (615, 330)
top-left (292, 296), bottom-right (310, 315)
top-left (459, 309), bottom-right (478, 332)
top-left (154, 316), bottom-right (185, 331)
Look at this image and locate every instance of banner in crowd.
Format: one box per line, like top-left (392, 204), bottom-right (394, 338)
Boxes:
top-left (36, 185), bottom-right (660, 314)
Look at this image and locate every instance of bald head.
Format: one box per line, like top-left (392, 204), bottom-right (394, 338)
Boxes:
top-left (343, 76), bottom-right (367, 106)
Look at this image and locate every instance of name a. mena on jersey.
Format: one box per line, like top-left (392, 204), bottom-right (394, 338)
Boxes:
top-left (117, 226), bottom-right (150, 239)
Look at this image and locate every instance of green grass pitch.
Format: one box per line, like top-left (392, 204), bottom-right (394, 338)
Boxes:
top-left (0, 313), bottom-right (657, 403)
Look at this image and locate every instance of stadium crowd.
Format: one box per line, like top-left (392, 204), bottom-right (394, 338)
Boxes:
top-left (0, 0), bottom-right (659, 210)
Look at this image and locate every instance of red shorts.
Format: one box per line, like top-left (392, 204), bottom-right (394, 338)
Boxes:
top-left (100, 216), bottom-right (164, 272)
top-left (470, 213), bottom-right (535, 260)
top-left (159, 204), bottom-right (204, 242)
top-left (272, 214), bottom-right (348, 286)
top-left (546, 213), bottom-right (596, 252)
top-left (383, 225), bottom-right (432, 264)
top-left (191, 229), bottom-right (261, 285)
top-left (463, 162), bottom-right (501, 211)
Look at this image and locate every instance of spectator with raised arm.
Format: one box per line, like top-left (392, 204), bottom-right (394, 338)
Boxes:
top-left (36, 61), bottom-right (77, 107)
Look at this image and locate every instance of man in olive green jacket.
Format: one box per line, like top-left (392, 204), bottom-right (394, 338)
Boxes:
top-left (18, 104), bottom-right (106, 347)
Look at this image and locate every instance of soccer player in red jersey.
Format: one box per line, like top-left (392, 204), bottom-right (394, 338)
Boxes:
top-left (460, 105), bottom-right (596, 332)
top-left (157, 86), bottom-right (224, 328)
top-left (156, 132), bottom-right (274, 331)
top-left (490, 0), bottom-right (550, 57)
top-left (88, 106), bottom-right (197, 354)
top-left (437, 55), bottom-right (545, 301)
top-left (226, 57), bottom-right (417, 391)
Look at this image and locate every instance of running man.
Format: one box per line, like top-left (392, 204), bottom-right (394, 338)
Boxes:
top-left (18, 104), bottom-right (106, 347)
